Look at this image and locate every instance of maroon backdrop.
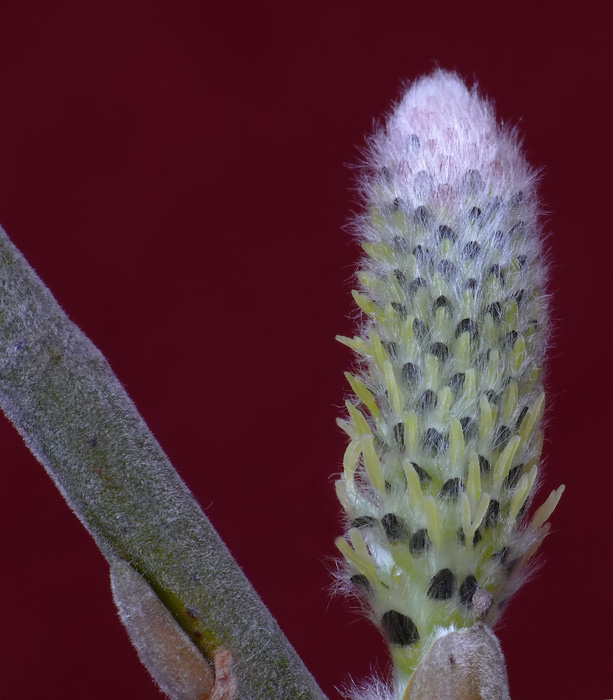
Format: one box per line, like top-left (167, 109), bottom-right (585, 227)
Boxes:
top-left (0, 2), bottom-right (610, 698)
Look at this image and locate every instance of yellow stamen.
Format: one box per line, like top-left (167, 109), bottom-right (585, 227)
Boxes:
top-left (424, 354), bottom-right (439, 387)
top-left (362, 435), bottom-right (386, 493)
top-left (423, 496), bottom-right (442, 547)
top-left (343, 439), bottom-right (362, 482)
top-left (370, 329), bottom-right (388, 372)
top-left (448, 416), bottom-right (465, 466)
top-left (487, 349), bottom-right (501, 386)
top-left (509, 465), bottom-right (538, 519)
top-left (403, 411), bottom-right (419, 455)
top-left (519, 392), bottom-right (545, 444)
top-left (384, 361), bottom-right (403, 414)
top-left (505, 299), bottom-right (519, 333)
top-left (529, 486), bottom-right (565, 532)
top-left (336, 417), bottom-right (356, 439)
top-left (472, 494), bottom-right (491, 531)
top-left (479, 394), bottom-right (494, 445)
top-left (463, 369), bottom-right (477, 399)
top-left (434, 386), bottom-right (452, 423)
top-left (501, 380), bottom-right (519, 423)
top-left (352, 289), bottom-right (378, 317)
top-left (512, 333), bottom-right (526, 371)
top-left (335, 335), bottom-right (369, 355)
top-left (467, 452), bottom-right (482, 504)
top-left (345, 401), bottom-right (371, 437)
top-left (345, 372), bottom-right (380, 419)
top-left (334, 479), bottom-right (352, 511)
top-left (455, 331), bottom-right (471, 371)
top-left (403, 460), bottom-right (423, 509)
top-left (493, 435), bottom-right (521, 483)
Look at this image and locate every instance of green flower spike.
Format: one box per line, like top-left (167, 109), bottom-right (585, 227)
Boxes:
top-left (335, 71), bottom-right (563, 700)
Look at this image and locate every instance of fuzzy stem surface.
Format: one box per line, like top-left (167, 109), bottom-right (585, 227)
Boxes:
top-left (0, 227), bottom-right (326, 700)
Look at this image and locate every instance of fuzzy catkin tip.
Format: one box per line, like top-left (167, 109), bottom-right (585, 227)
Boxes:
top-left (335, 70), bottom-right (562, 697)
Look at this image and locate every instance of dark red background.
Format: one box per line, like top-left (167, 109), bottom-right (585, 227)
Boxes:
top-left (0, 2), bottom-right (610, 698)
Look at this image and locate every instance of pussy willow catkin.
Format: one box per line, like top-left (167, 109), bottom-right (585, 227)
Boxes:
top-left (335, 71), bottom-right (563, 699)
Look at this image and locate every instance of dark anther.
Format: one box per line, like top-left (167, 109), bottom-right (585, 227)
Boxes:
top-left (414, 206), bottom-right (431, 226)
top-left (504, 464), bottom-right (524, 490)
top-left (473, 529), bottom-right (482, 545)
top-left (494, 425), bottom-right (512, 449)
top-left (373, 435), bottom-right (386, 451)
top-left (493, 230), bottom-right (504, 243)
top-left (422, 428), bottom-right (447, 454)
top-left (433, 295), bottom-right (452, 312)
top-left (456, 528), bottom-right (466, 546)
top-left (402, 362), bottom-right (421, 384)
top-left (412, 245), bottom-right (433, 264)
top-left (430, 342), bottom-right (449, 362)
top-left (478, 455), bottom-right (491, 474)
top-left (515, 406), bottom-right (529, 431)
top-left (455, 318), bottom-right (479, 340)
top-left (437, 259), bottom-right (456, 277)
top-left (513, 289), bottom-right (525, 305)
top-left (438, 225), bottom-right (457, 242)
top-left (484, 389), bottom-right (498, 405)
top-left (393, 197), bottom-right (401, 211)
top-left (493, 547), bottom-right (509, 564)
top-left (488, 196), bottom-right (504, 212)
top-left (462, 169), bottom-right (485, 193)
top-left (505, 558), bottom-right (520, 575)
top-left (438, 477), bottom-right (464, 501)
top-left (393, 268), bottom-right (406, 284)
top-left (517, 254), bottom-right (527, 268)
top-left (419, 389), bottom-right (438, 412)
top-left (505, 330), bottom-right (518, 346)
top-left (393, 422), bottom-right (405, 450)
top-left (381, 166), bottom-right (392, 183)
top-left (381, 610), bottom-right (420, 646)
top-left (407, 134), bottom-right (421, 149)
top-left (459, 575), bottom-right (479, 607)
top-left (427, 569), bottom-right (456, 600)
top-left (351, 516), bottom-right (376, 529)
top-left (351, 574), bottom-right (373, 595)
top-left (449, 372), bottom-right (466, 395)
top-left (484, 302), bottom-right (502, 320)
top-left (410, 528), bottom-right (432, 554)
top-left (484, 500), bottom-right (501, 527)
top-left (391, 302), bottom-right (408, 320)
top-left (488, 264), bottom-right (503, 280)
top-left (408, 276), bottom-right (428, 293)
top-left (460, 417), bottom-right (476, 440)
top-left (411, 462), bottom-right (432, 483)
top-left (382, 341), bottom-right (398, 358)
top-left (185, 607), bottom-right (199, 620)
top-left (381, 513), bottom-right (409, 543)
top-left (413, 319), bottom-right (428, 340)
top-left (508, 222), bottom-right (528, 238)
top-left (463, 241), bottom-right (481, 259)
top-left (393, 236), bottom-right (408, 252)
top-left (468, 206), bottom-right (482, 221)
top-left (463, 278), bottom-right (478, 291)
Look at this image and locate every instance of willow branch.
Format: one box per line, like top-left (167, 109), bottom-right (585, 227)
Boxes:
top-left (0, 226), bottom-right (327, 700)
